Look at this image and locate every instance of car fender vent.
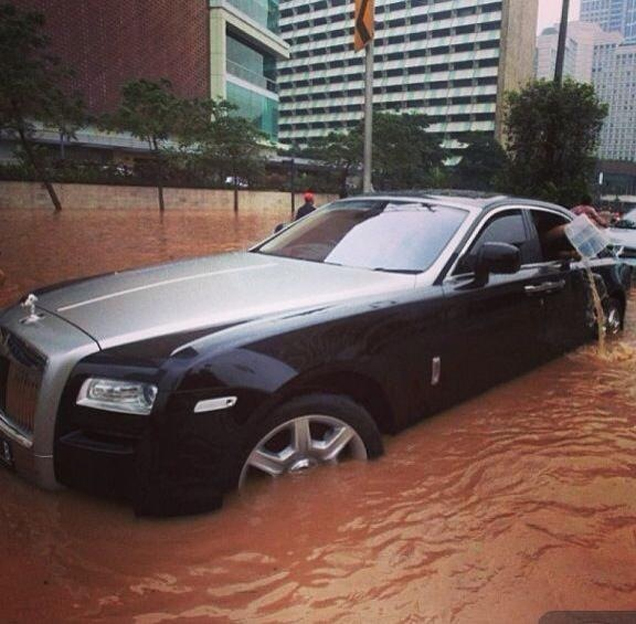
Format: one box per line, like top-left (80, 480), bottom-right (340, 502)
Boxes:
top-left (431, 356), bottom-right (441, 386)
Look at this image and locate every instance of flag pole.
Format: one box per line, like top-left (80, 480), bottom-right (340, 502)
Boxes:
top-left (363, 40), bottom-right (374, 193)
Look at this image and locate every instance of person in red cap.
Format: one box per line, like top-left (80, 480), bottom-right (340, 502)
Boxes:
top-left (295, 191), bottom-right (316, 220)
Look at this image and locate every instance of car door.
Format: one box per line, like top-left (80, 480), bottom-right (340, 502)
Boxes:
top-left (439, 208), bottom-right (551, 404)
top-left (524, 207), bottom-right (591, 355)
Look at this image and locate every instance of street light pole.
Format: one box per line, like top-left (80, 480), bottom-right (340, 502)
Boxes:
top-left (362, 40), bottom-right (374, 193)
top-left (290, 157), bottom-right (296, 217)
top-left (554, 0), bottom-right (571, 84)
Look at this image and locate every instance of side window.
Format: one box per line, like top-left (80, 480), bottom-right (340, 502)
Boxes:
top-left (529, 210), bottom-right (575, 262)
top-left (454, 210), bottom-right (533, 275)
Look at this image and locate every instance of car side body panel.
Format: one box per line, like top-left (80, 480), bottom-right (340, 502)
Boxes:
top-left (1, 193), bottom-right (631, 516)
top-left (54, 284), bottom-right (450, 511)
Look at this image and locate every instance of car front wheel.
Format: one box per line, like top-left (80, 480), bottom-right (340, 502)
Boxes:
top-left (238, 393), bottom-right (383, 489)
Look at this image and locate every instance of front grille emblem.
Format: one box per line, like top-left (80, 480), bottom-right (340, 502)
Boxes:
top-left (20, 294), bottom-right (43, 325)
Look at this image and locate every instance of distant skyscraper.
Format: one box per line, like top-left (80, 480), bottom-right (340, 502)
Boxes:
top-left (593, 40), bottom-right (636, 161)
top-left (580, 0), bottom-right (636, 43)
top-left (278, 0), bottom-right (539, 148)
top-left (535, 21), bottom-right (622, 82)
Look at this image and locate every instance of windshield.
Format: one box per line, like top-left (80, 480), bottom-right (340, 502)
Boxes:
top-left (254, 199), bottom-right (468, 273)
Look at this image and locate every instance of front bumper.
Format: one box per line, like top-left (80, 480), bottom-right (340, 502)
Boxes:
top-left (53, 387), bottom-right (241, 514)
top-left (1, 303), bottom-right (252, 514)
top-left (55, 430), bottom-right (137, 498)
top-left (0, 305), bottom-right (99, 490)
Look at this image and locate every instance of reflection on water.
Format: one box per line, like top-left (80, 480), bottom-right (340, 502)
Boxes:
top-left (2, 209), bottom-right (636, 623)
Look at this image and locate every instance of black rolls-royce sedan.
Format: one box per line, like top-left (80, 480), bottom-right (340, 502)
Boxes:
top-left (0, 192), bottom-right (631, 515)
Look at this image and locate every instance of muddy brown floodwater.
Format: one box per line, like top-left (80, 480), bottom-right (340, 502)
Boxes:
top-left (2, 208), bottom-right (636, 624)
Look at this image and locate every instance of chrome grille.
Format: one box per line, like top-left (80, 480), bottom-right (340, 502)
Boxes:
top-left (0, 329), bottom-right (45, 436)
top-left (5, 362), bottom-right (42, 433)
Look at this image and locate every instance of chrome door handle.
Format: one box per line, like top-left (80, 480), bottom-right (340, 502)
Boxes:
top-left (524, 280), bottom-right (566, 295)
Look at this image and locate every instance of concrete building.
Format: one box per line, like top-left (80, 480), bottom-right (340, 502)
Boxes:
top-left (593, 40), bottom-right (636, 161)
top-left (580, 0), bottom-right (636, 43)
top-left (277, 0), bottom-right (538, 148)
top-left (210, 1), bottom-right (289, 137)
top-left (535, 21), bottom-right (622, 82)
top-left (6, 0), bottom-right (289, 155)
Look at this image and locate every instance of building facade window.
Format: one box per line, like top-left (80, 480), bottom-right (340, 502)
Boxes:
top-left (227, 0), bottom-right (281, 34)
top-left (277, 0), bottom-right (527, 144)
top-left (227, 33), bottom-right (277, 93)
top-left (226, 81), bottom-right (279, 138)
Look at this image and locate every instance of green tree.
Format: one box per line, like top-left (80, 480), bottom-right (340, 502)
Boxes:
top-left (0, 3), bottom-right (86, 211)
top-left (105, 78), bottom-right (182, 211)
top-left (303, 111), bottom-right (446, 194)
top-left (370, 112), bottom-right (446, 190)
top-left (451, 133), bottom-right (508, 191)
top-left (48, 88), bottom-right (86, 159)
top-left (503, 79), bottom-right (607, 206)
top-left (303, 131), bottom-right (362, 197)
top-left (180, 98), bottom-right (266, 210)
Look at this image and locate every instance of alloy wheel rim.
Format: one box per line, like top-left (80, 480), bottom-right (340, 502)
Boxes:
top-left (239, 414), bottom-right (368, 489)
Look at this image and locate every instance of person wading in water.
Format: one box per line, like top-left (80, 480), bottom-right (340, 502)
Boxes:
top-left (295, 192), bottom-right (316, 220)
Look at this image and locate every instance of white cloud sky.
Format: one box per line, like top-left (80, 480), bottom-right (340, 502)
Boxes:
top-left (537, 0), bottom-right (581, 33)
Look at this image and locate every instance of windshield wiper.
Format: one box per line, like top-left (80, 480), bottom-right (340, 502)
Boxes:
top-left (372, 267), bottom-right (421, 274)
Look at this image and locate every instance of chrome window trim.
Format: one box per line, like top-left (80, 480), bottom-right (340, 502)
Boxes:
top-left (443, 204), bottom-right (574, 281)
top-left (413, 204), bottom-right (478, 287)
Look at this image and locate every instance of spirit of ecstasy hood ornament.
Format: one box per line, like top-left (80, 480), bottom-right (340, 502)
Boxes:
top-left (20, 293), bottom-right (43, 324)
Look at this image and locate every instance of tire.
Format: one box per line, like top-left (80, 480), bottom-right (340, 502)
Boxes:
top-left (237, 393), bottom-right (384, 489)
top-left (604, 297), bottom-right (623, 336)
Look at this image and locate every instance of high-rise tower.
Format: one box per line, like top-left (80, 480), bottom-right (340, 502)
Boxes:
top-left (580, 0), bottom-right (636, 43)
top-left (278, 0), bottom-right (538, 148)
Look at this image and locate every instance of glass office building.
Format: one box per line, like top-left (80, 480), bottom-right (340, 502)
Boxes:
top-left (227, 0), bottom-right (281, 33)
top-left (210, 0), bottom-right (289, 138)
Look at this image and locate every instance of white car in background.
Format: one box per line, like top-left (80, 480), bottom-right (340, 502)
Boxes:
top-left (608, 209), bottom-right (636, 266)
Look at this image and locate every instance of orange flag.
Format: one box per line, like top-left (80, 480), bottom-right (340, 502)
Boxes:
top-left (354, 0), bottom-right (374, 51)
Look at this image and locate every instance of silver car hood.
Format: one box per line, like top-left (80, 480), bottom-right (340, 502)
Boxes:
top-left (33, 252), bottom-right (415, 349)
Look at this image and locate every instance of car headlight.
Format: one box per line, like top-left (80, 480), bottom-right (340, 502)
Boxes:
top-left (77, 378), bottom-right (158, 415)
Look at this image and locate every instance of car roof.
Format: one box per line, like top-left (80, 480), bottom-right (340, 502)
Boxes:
top-left (333, 190), bottom-right (570, 217)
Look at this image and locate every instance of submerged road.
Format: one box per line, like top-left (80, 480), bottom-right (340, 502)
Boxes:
top-left (1, 207), bottom-right (636, 623)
